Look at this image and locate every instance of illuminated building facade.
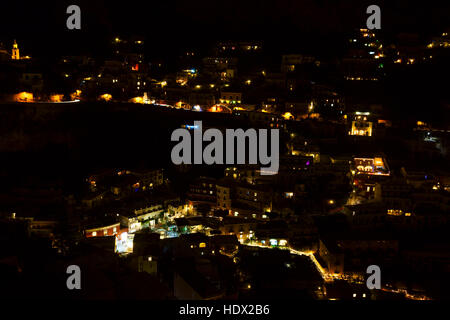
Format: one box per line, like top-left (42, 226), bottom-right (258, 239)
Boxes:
top-left (216, 184), bottom-right (232, 210)
top-left (120, 204), bottom-right (165, 234)
top-left (187, 177), bottom-right (217, 204)
top-left (115, 231), bottom-right (134, 253)
top-left (233, 184), bottom-right (272, 212)
top-left (354, 157), bottom-right (390, 176)
top-left (349, 112), bottom-right (373, 136)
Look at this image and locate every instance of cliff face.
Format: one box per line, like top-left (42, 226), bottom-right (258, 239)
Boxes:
top-left (0, 102), bottom-right (244, 175)
top-left (0, 104), bottom-right (71, 152)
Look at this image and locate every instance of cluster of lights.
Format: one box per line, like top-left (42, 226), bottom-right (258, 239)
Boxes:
top-left (345, 76), bottom-right (379, 81)
top-left (14, 92), bottom-right (82, 103)
top-left (219, 99), bottom-right (241, 104)
top-left (99, 93), bottom-right (112, 101)
top-left (282, 112), bottom-right (294, 120)
top-left (387, 209), bottom-right (403, 216)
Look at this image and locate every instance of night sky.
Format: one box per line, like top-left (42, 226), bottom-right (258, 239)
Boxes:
top-left (1, 1), bottom-right (450, 58)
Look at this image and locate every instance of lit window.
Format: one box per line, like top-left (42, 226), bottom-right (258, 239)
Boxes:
top-left (92, 231), bottom-right (97, 236)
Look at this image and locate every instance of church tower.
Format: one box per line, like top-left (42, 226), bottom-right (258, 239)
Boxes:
top-left (12, 40), bottom-right (20, 60)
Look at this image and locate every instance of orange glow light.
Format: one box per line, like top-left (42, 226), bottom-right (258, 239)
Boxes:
top-left (130, 96), bottom-right (144, 104)
top-left (99, 94), bottom-right (112, 101)
top-left (14, 92), bottom-right (33, 102)
top-left (282, 112), bottom-right (294, 120)
top-left (50, 94), bottom-right (64, 102)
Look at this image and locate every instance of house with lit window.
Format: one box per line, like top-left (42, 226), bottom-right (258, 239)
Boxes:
top-left (235, 183), bottom-right (273, 212)
top-left (85, 222), bottom-right (120, 238)
top-left (215, 178), bottom-right (273, 213)
top-left (218, 216), bottom-right (259, 243)
top-left (216, 180), bottom-right (233, 211)
top-left (219, 92), bottom-right (241, 104)
top-left (224, 165), bottom-right (274, 185)
top-left (253, 220), bottom-right (289, 248)
top-left (119, 203), bottom-right (165, 233)
top-left (187, 177), bottom-right (217, 204)
top-left (353, 156), bottom-right (390, 176)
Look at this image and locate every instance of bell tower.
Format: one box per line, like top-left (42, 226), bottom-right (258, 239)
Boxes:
top-left (12, 40), bottom-right (20, 60)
